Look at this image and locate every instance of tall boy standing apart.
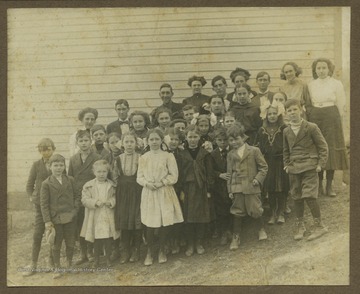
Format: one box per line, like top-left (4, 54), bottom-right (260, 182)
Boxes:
top-left (23, 138), bottom-right (55, 277)
top-left (283, 99), bottom-right (328, 241)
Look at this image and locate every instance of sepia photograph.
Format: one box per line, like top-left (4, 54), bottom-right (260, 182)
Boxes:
top-left (6, 6), bottom-right (350, 286)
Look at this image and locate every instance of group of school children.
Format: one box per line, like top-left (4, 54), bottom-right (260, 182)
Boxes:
top-left (24, 59), bottom-right (348, 279)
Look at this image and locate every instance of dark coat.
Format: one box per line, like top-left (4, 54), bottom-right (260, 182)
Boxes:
top-left (229, 101), bottom-right (262, 145)
top-left (106, 119), bottom-right (130, 136)
top-left (178, 147), bottom-right (213, 223)
top-left (26, 159), bottom-right (52, 205)
top-left (68, 151), bottom-right (102, 197)
top-left (182, 93), bottom-right (210, 112)
top-left (283, 120), bottom-right (328, 174)
top-left (227, 144), bottom-right (268, 194)
top-left (40, 175), bottom-right (80, 224)
top-left (91, 144), bottom-right (110, 159)
top-left (210, 148), bottom-right (232, 216)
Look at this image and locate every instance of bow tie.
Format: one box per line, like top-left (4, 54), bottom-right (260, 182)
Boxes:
top-left (119, 120), bottom-right (129, 125)
top-left (220, 149), bottom-right (227, 158)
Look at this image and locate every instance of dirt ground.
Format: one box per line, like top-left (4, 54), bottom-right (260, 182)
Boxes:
top-left (7, 174), bottom-right (349, 286)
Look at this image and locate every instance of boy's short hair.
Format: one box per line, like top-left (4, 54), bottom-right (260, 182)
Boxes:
top-left (195, 114), bottom-right (210, 126)
top-left (213, 126), bottom-right (228, 139)
top-left (256, 71), bottom-right (271, 81)
top-left (37, 138), bottom-right (55, 151)
top-left (115, 99), bottom-right (129, 108)
top-left (92, 159), bottom-right (110, 171)
top-left (211, 75), bottom-right (227, 87)
top-left (184, 124), bottom-right (201, 136)
top-left (182, 105), bottom-right (195, 112)
top-left (107, 132), bottom-right (122, 142)
top-left (49, 154), bottom-right (65, 166)
top-left (226, 122), bottom-right (247, 139)
top-left (170, 119), bottom-right (187, 128)
top-left (284, 99), bottom-right (302, 110)
top-left (160, 83), bottom-right (173, 93)
top-left (209, 95), bottom-right (225, 105)
top-left (78, 107), bottom-right (98, 121)
top-left (224, 111), bottom-right (236, 118)
top-left (91, 124), bottom-right (106, 135)
top-left (165, 127), bottom-right (185, 141)
top-left (76, 130), bottom-right (91, 141)
top-left (155, 107), bottom-right (172, 120)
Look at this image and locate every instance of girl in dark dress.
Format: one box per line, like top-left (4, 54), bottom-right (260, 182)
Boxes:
top-left (178, 125), bottom-right (213, 257)
top-left (113, 132), bottom-right (142, 263)
top-left (257, 101), bottom-right (289, 224)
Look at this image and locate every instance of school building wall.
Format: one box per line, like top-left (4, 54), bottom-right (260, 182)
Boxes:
top-left (7, 7), bottom-right (349, 206)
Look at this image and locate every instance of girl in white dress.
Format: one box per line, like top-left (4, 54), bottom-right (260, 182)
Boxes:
top-left (137, 129), bottom-right (183, 266)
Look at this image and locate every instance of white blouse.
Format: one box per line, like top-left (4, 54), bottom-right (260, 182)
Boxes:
top-left (308, 76), bottom-right (346, 117)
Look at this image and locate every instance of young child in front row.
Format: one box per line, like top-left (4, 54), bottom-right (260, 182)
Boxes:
top-left (257, 101), bottom-right (289, 224)
top-left (227, 123), bottom-right (268, 250)
top-left (112, 132), bottom-right (143, 264)
top-left (178, 125), bottom-right (213, 256)
top-left (137, 129), bottom-right (183, 266)
top-left (23, 138), bottom-right (56, 277)
top-left (40, 154), bottom-right (80, 279)
top-left (68, 130), bottom-right (101, 265)
top-left (283, 99), bottom-right (328, 241)
top-left (80, 160), bottom-right (120, 268)
top-left (210, 127), bottom-right (232, 245)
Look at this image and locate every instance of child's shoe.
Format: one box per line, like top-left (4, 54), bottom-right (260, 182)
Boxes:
top-left (258, 228), bottom-right (268, 241)
top-left (22, 263), bottom-right (37, 277)
top-left (285, 204), bottom-right (292, 214)
top-left (110, 248), bottom-right (120, 262)
top-left (268, 215), bottom-right (276, 225)
top-left (196, 244), bottom-right (205, 255)
top-left (144, 251), bottom-right (153, 266)
top-left (75, 255), bottom-right (88, 265)
top-left (171, 240), bottom-right (180, 254)
top-left (277, 214), bottom-right (285, 224)
top-left (229, 234), bottom-right (240, 250)
top-left (307, 218), bottom-right (328, 241)
top-left (129, 248), bottom-right (140, 262)
top-left (120, 249), bottom-right (130, 264)
top-left (220, 232), bottom-right (228, 245)
top-left (294, 219), bottom-right (306, 240)
top-left (158, 249), bottom-right (167, 264)
top-left (185, 244), bottom-right (194, 257)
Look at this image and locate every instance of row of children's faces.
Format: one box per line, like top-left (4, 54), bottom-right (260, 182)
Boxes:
top-left (81, 91), bottom-right (287, 132)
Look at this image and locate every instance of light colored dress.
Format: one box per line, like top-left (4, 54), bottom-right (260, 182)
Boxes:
top-left (137, 150), bottom-right (183, 228)
top-left (80, 178), bottom-right (120, 242)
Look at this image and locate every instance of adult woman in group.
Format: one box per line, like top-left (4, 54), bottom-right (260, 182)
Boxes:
top-left (69, 107), bottom-right (98, 157)
top-left (183, 75), bottom-right (210, 113)
top-left (227, 67), bottom-right (257, 104)
top-left (306, 58), bottom-right (348, 197)
top-left (279, 62), bottom-right (310, 107)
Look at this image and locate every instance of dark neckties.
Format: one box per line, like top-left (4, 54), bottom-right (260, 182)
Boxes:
top-left (221, 149), bottom-right (227, 159)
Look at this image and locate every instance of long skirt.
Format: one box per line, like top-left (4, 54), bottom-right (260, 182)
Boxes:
top-left (115, 175), bottom-right (142, 231)
top-left (307, 105), bottom-right (348, 170)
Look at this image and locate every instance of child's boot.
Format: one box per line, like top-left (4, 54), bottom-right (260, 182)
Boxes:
top-left (326, 180), bottom-right (336, 197)
top-left (196, 239), bottom-right (205, 255)
top-left (307, 218), bottom-right (328, 241)
top-left (22, 262), bottom-right (37, 277)
top-left (268, 210), bottom-right (276, 225)
top-left (75, 238), bottom-right (88, 265)
top-left (318, 180), bottom-right (325, 196)
top-left (294, 218), bottom-right (306, 240)
top-left (144, 248), bottom-right (153, 266)
top-left (229, 233), bottom-right (240, 250)
top-left (129, 247), bottom-right (140, 262)
top-left (257, 217), bottom-right (268, 241)
top-left (185, 241), bottom-right (194, 257)
top-left (158, 246), bottom-right (168, 264)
